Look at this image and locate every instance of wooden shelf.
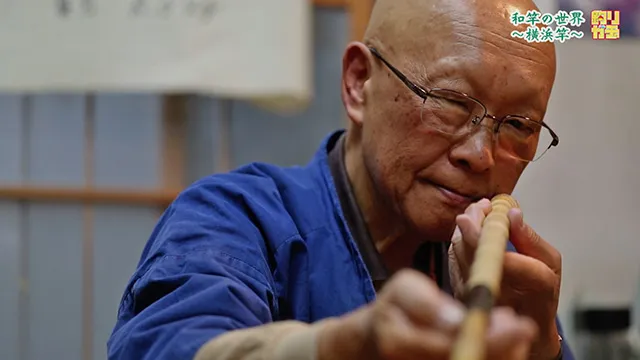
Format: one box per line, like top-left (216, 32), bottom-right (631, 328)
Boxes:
top-left (313, 0), bottom-right (346, 6)
top-left (0, 186), bottom-right (181, 207)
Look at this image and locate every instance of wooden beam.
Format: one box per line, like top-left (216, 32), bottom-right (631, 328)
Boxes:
top-left (0, 186), bottom-right (181, 207)
top-left (313, 0), bottom-right (374, 41)
top-left (82, 94), bottom-right (95, 360)
top-left (161, 96), bottom-right (187, 192)
top-left (216, 100), bottom-right (232, 173)
top-left (347, 0), bottom-right (374, 41)
top-left (313, 0), bottom-right (346, 6)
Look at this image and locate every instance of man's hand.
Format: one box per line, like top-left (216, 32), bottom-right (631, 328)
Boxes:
top-left (317, 269), bottom-right (537, 360)
top-left (448, 199), bottom-right (562, 360)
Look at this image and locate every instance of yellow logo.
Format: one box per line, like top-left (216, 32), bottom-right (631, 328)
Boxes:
top-left (591, 10), bottom-right (620, 40)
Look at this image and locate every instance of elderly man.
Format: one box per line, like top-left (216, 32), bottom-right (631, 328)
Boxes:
top-left (108, 0), bottom-right (573, 359)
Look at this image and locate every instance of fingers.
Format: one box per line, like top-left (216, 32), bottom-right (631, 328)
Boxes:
top-left (451, 201), bottom-right (562, 280)
top-left (374, 305), bottom-right (452, 360)
top-left (498, 252), bottom-right (559, 306)
top-left (372, 270), bottom-right (467, 360)
top-left (508, 208), bottom-right (562, 273)
top-left (381, 269), bottom-right (464, 332)
top-left (448, 243), bottom-right (466, 299)
top-left (456, 198), bottom-right (492, 248)
top-left (451, 198), bottom-right (492, 277)
top-left (502, 252), bottom-right (556, 285)
top-left (372, 270), bottom-right (539, 360)
top-left (486, 308), bottom-right (538, 360)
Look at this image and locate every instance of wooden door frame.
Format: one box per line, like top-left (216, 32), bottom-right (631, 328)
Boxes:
top-left (314, 0), bottom-right (374, 41)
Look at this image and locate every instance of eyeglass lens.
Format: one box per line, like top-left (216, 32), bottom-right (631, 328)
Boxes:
top-left (419, 89), bottom-right (554, 162)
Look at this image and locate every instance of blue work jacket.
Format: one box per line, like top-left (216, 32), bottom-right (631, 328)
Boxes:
top-left (107, 130), bottom-right (574, 360)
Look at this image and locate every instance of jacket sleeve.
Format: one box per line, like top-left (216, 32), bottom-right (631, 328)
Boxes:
top-left (106, 179), bottom-right (325, 360)
top-left (193, 318), bottom-right (336, 360)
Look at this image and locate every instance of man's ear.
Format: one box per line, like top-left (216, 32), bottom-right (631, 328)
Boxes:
top-left (341, 42), bottom-right (373, 127)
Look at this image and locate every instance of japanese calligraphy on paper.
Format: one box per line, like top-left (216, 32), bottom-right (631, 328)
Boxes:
top-left (0, 0), bottom-right (312, 109)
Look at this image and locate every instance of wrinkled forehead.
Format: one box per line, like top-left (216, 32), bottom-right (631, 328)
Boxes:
top-left (402, 5), bottom-right (556, 118)
top-left (401, 3), bottom-right (554, 72)
top-left (420, 34), bottom-right (555, 89)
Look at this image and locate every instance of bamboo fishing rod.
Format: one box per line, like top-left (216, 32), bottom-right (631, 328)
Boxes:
top-left (450, 193), bottom-right (520, 360)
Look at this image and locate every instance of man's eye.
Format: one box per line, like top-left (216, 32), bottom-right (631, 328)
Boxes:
top-left (441, 98), bottom-right (472, 114)
top-left (505, 119), bottom-right (536, 135)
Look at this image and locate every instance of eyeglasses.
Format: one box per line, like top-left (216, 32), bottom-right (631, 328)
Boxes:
top-left (368, 47), bottom-right (559, 163)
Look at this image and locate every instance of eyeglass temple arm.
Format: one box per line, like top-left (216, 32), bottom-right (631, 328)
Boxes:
top-left (368, 47), bottom-right (429, 100)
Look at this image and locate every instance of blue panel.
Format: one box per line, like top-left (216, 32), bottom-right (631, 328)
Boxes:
top-left (230, 8), bottom-right (348, 167)
top-left (26, 203), bottom-right (83, 360)
top-left (0, 95), bottom-right (23, 184)
top-left (0, 201), bottom-right (21, 360)
top-left (91, 205), bottom-right (159, 360)
top-left (94, 94), bottom-right (161, 188)
top-left (185, 96), bottom-right (222, 182)
top-left (27, 95), bottom-right (86, 186)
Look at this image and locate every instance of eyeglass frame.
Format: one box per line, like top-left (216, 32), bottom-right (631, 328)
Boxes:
top-left (367, 46), bottom-right (559, 162)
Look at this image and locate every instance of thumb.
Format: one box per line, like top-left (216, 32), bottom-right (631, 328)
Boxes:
top-left (508, 208), bottom-right (542, 258)
top-left (508, 208), bottom-right (560, 272)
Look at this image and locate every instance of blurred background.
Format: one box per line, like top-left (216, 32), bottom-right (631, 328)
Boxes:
top-left (0, 0), bottom-right (638, 359)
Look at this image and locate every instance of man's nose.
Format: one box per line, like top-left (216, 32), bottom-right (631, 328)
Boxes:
top-left (449, 128), bottom-right (496, 173)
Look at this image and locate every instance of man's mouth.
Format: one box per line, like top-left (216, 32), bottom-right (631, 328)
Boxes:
top-left (420, 179), bottom-right (489, 207)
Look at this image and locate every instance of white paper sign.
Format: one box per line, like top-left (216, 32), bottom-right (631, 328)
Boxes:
top-left (0, 0), bottom-right (312, 110)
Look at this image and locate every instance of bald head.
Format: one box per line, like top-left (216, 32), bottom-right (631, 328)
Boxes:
top-left (364, 0), bottom-right (554, 44)
top-left (363, 0), bottom-right (556, 87)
